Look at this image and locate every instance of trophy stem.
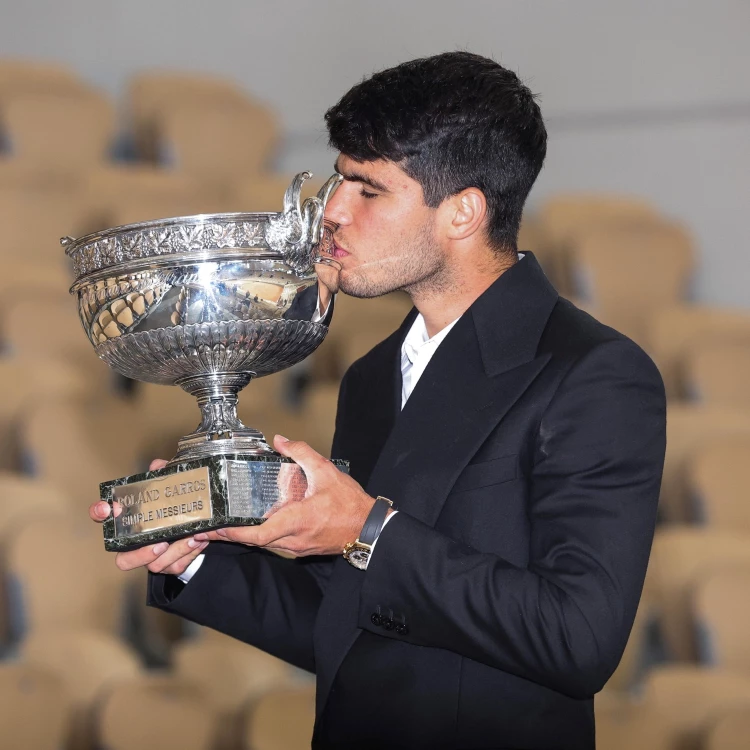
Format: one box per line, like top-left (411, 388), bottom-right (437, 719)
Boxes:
top-left (170, 372), bottom-right (273, 463)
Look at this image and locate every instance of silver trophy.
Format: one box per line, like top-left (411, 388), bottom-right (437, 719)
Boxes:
top-left (63, 172), bottom-right (347, 551)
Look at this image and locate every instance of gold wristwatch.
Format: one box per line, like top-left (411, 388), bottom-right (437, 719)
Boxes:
top-left (343, 496), bottom-right (393, 570)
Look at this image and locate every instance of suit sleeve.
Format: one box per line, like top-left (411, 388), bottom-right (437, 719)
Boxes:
top-left (145, 369), bottom-right (353, 670)
top-left (148, 545), bottom-right (331, 671)
top-left (356, 339), bottom-right (666, 698)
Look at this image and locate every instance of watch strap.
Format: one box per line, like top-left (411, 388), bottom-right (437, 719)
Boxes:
top-left (359, 496), bottom-right (393, 545)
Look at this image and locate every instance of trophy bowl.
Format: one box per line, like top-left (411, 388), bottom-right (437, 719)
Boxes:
top-left (63, 171), bottom-right (348, 551)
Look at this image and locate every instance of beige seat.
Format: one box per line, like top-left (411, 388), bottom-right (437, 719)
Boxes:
top-left (128, 71), bottom-right (247, 162)
top-left (2, 296), bottom-right (116, 401)
top-left (648, 305), bottom-right (750, 399)
top-left (603, 594), bottom-right (652, 692)
top-left (693, 567), bottom-right (750, 674)
top-left (0, 182), bottom-right (91, 273)
top-left (243, 684), bottom-right (316, 750)
top-left (0, 473), bottom-right (68, 643)
top-left (640, 666), bottom-right (750, 750)
top-left (174, 632), bottom-right (296, 750)
top-left (688, 434), bottom-right (750, 531)
top-left (96, 675), bottom-right (216, 750)
top-left (0, 58), bottom-right (83, 97)
top-left (83, 164), bottom-right (222, 232)
top-left (0, 662), bottom-right (68, 750)
top-left (2, 89), bottom-right (116, 172)
top-left (661, 404), bottom-right (750, 523)
top-left (20, 396), bottom-right (141, 509)
top-left (6, 516), bottom-right (132, 636)
top-left (159, 99), bottom-right (280, 197)
top-left (568, 221), bottom-right (694, 347)
top-left (647, 528), bottom-right (750, 661)
top-left (706, 708), bottom-right (750, 750)
top-left (0, 472), bottom-right (66, 535)
top-left (21, 628), bottom-right (142, 750)
top-left (684, 337), bottom-right (750, 410)
top-left (536, 193), bottom-right (660, 295)
top-left (594, 690), bottom-right (671, 750)
top-left (228, 172), bottom-right (324, 213)
top-left (0, 359), bottom-right (36, 471)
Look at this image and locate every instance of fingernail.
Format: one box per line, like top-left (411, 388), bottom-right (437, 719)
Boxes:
top-left (98, 502), bottom-right (110, 516)
top-left (216, 528), bottom-right (228, 537)
top-left (194, 533), bottom-right (208, 542)
top-left (276, 435), bottom-right (289, 443)
top-left (153, 542), bottom-right (169, 555)
top-left (187, 538), bottom-right (199, 548)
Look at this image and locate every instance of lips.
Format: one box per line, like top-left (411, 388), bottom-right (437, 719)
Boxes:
top-left (332, 240), bottom-right (350, 259)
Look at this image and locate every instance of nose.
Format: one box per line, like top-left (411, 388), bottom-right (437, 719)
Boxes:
top-left (324, 181), bottom-right (352, 226)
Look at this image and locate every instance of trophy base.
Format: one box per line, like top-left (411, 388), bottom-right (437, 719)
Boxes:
top-left (99, 454), bottom-right (350, 552)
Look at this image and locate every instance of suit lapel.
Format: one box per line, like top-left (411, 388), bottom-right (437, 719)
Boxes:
top-left (366, 314), bottom-right (551, 526)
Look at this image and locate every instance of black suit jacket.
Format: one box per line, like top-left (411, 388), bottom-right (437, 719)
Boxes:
top-left (148, 254), bottom-right (666, 750)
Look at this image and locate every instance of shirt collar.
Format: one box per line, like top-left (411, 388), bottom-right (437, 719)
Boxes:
top-left (402, 313), bottom-right (460, 365)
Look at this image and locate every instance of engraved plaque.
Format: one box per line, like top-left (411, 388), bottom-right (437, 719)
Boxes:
top-left (226, 460), bottom-right (308, 518)
top-left (112, 466), bottom-right (212, 539)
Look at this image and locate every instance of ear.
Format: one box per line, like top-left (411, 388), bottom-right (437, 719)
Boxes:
top-left (439, 188), bottom-right (488, 241)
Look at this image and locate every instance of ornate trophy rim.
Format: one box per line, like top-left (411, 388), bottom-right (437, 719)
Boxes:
top-left (61, 210), bottom-right (278, 257)
top-left (62, 171), bottom-right (343, 281)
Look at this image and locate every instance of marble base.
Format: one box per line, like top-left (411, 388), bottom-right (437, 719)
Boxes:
top-left (100, 454), bottom-right (349, 552)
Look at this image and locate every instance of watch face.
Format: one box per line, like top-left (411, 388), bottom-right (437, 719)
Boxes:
top-left (345, 543), bottom-right (371, 570)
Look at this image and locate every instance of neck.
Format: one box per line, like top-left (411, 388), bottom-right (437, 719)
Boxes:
top-left (409, 252), bottom-right (517, 338)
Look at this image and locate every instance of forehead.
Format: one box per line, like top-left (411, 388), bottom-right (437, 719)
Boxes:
top-left (334, 154), bottom-right (419, 194)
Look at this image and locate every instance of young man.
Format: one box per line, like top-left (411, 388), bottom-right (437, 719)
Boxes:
top-left (91, 52), bottom-right (666, 749)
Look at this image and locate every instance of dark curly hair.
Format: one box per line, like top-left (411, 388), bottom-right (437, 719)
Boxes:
top-left (325, 51), bottom-right (547, 254)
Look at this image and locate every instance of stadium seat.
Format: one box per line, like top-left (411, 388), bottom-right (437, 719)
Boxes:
top-left (243, 684), bottom-right (316, 750)
top-left (660, 404), bottom-right (750, 523)
top-left (693, 567), bottom-right (750, 674)
top-left (21, 628), bottom-right (142, 750)
top-left (96, 675), bottom-right (217, 750)
top-left (684, 337), bottom-right (750, 410)
top-left (568, 221), bottom-right (694, 347)
top-left (649, 305), bottom-right (750, 399)
top-left (0, 662), bottom-right (68, 750)
top-left (688, 434), bottom-right (750, 531)
top-left (647, 528), bottom-right (750, 661)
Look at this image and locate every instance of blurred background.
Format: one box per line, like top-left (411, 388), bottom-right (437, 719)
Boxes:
top-left (0, 1), bottom-right (748, 749)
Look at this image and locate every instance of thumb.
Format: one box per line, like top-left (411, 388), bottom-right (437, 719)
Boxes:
top-left (273, 435), bottom-right (328, 476)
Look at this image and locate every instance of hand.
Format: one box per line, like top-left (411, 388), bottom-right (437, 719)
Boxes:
top-left (195, 435), bottom-right (376, 556)
top-left (88, 458), bottom-right (209, 575)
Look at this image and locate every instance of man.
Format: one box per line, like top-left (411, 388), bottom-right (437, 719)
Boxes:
top-left (90, 52), bottom-right (666, 749)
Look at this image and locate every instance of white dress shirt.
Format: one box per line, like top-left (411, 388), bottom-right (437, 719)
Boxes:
top-left (179, 294), bottom-right (466, 582)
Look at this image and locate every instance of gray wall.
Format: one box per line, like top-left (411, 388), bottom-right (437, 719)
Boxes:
top-left (2, 0), bottom-right (748, 306)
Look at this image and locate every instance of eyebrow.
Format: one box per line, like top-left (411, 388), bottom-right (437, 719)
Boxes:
top-left (334, 158), bottom-right (390, 193)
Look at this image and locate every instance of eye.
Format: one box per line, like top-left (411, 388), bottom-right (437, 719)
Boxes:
top-left (359, 188), bottom-right (378, 199)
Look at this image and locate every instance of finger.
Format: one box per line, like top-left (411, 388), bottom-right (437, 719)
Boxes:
top-left (149, 458), bottom-right (169, 471)
top-left (215, 515), bottom-right (296, 547)
top-left (89, 501), bottom-right (111, 522)
top-left (115, 541), bottom-right (171, 572)
top-left (273, 436), bottom-right (329, 476)
top-left (147, 538), bottom-right (209, 574)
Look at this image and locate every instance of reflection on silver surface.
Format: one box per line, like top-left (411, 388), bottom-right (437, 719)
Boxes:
top-left (64, 172), bottom-right (342, 462)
